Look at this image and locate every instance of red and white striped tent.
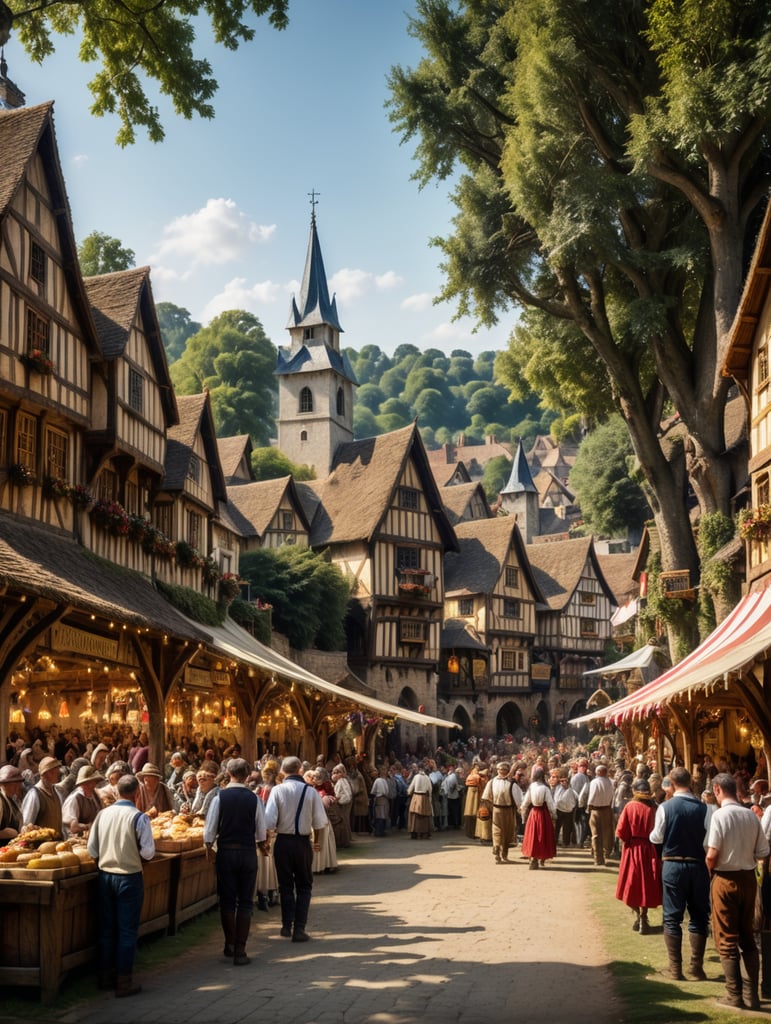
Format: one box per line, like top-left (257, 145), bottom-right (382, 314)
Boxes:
top-left (571, 585), bottom-right (771, 727)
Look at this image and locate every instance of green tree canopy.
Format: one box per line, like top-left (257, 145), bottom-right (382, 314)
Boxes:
top-left (169, 310), bottom-right (276, 445)
top-left (157, 302), bottom-right (201, 363)
top-left (570, 416), bottom-right (650, 538)
top-left (482, 454), bottom-right (512, 503)
top-left (251, 448), bottom-right (315, 482)
top-left (387, 0), bottom-right (771, 593)
top-left (5, 0), bottom-right (289, 144)
top-left (239, 546), bottom-right (352, 651)
top-left (78, 231), bottom-right (135, 276)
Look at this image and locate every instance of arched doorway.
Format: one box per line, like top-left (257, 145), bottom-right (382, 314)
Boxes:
top-left (452, 704), bottom-right (472, 735)
top-left (391, 687), bottom-right (423, 759)
top-left (496, 701), bottom-right (524, 736)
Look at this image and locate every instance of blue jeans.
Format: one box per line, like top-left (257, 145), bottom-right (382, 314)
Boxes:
top-left (662, 860), bottom-right (710, 937)
top-left (97, 871), bottom-right (144, 975)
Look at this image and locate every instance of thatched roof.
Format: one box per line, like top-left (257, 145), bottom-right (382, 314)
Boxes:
top-left (444, 516), bottom-right (544, 602)
top-left (225, 476), bottom-right (310, 540)
top-left (0, 102), bottom-right (100, 358)
top-left (217, 435), bottom-right (254, 483)
top-left (307, 423), bottom-right (458, 551)
top-left (527, 536), bottom-right (615, 611)
top-left (0, 512), bottom-right (208, 640)
top-left (441, 482), bottom-right (492, 525)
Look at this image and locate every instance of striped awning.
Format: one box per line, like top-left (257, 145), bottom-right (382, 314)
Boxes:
top-left (571, 586), bottom-right (771, 726)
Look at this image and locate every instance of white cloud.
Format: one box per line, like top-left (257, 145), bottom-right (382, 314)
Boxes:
top-left (150, 198), bottom-right (276, 269)
top-left (428, 320), bottom-right (469, 341)
top-left (201, 276), bottom-right (285, 323)
top-left (72, 154), bottom-right (89, 167)
top-left (149, 264), bottom-right (193, 285)
top-left (375, 270), bottom-right (403, 290)
top-left (328, 267), bottom-right (373, 302)
top-left (401, 292), bottom-right (433, 312)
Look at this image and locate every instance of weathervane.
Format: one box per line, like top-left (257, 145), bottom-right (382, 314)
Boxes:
top-left (308, 188), bottom-right (321, 220)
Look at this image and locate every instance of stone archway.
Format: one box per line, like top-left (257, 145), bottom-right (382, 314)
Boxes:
top-left (495, 701), bottom-right (524, 735)
top-left (536, 699), bottom-right (550, 734)
top-left (452, 704), bottom-right (472, 736)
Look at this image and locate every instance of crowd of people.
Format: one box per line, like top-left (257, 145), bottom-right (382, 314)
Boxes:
top-left (4, 723), bottom-right (771, 1009)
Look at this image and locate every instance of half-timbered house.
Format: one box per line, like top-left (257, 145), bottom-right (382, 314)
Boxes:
top-left (217, 434), bottom-right (255, 486)
top-left (441, 481), bottom-right (493, 526)
top-left (528, 536), bottom-right (616, 727)
top-left (298, 422), bottom-right (459, 733)
top-left (441, 516), bottom-right (544, 735)
top-left (225, 475), bottom-right (310, 553)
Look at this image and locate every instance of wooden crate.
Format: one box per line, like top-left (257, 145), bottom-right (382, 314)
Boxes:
top-left (170, 846), bottom-right (218, 934)
top-left (137, 854), bottom-right (174, 938)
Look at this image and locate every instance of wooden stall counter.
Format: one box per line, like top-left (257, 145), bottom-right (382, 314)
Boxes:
top-left (0, 852), bottom-right (178, 1003)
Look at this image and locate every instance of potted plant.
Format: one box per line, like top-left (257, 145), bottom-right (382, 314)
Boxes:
top-left (218, 572), bottom-right (242, 603)
top-left (90, 498), bottom-right (130, 536)
top-left (738, 504), bottom-right (771, 543)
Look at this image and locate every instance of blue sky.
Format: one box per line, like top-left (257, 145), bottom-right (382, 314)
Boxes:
top-left (7, 0), bottom-right (512, 359)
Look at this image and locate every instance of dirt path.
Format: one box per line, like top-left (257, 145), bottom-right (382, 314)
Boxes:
top-left (55, 834), bottom-right (620, 1024)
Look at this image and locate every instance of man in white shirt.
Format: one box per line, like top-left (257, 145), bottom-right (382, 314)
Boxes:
top-left (706, 772), bottom-right (770, 1010)
top-left (586, 763), bottom-right (614, 866)
top-left (265, 756), bottom-right (328, 942)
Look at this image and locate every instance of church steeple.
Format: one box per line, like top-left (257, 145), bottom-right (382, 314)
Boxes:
top-left (499, 439), bottom-right (539, 542)
top-left (275, 196), bottom-right (358, 476)
top-left (286, 194), bottom-right (343, 333)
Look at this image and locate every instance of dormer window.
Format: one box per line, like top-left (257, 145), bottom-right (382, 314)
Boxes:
top-left (300, 387), bottom-right (313, 413)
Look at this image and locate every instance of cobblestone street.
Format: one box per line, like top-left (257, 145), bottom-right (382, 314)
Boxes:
top-left (53, 833), bottom-right (618, 1024)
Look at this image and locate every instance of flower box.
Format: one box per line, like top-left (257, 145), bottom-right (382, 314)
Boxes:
top-left (21, 349), bottom-right (55, 375)
top-left (738, 505), bottom-right (771, 543)
top-left (9, 463), bottom-right (33, 487)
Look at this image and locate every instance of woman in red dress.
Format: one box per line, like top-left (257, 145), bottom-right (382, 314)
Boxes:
top-left (615, 778), bottom-right (662, 933)
top-left (521, 766), bottom-right (557, 869)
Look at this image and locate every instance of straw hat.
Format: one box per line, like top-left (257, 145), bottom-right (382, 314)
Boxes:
top-left (76, 764), bottom-right (105, 786)
top-left (37, 756), bottom-right (62, 776)
top-left (137, 762), bottom-right (163, 778)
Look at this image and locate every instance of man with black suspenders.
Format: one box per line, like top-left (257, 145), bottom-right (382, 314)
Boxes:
top-left (264, 756), bottom-right (328, 942)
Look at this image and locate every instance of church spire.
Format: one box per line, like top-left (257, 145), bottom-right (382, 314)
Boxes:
top-left (500, 439), bottom-right (538, 495)
top-left (286, 191), bottom-right (343, 332)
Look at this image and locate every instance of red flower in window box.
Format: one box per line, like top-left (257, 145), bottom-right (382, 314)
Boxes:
top-left (21, 349), bottom-right (55, 375)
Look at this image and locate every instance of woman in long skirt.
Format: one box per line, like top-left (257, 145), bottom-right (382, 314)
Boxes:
top-left (615, 778), bottom-right (662, 933)
top-left (474, 768), bottom-right (493, 844)
top-left (407, 767), bottom-right (433, 838)
top-left (311, 770), bottom-right (338, 874)
top-left (331, 765), bottom-right (353, 848)
top-left (521, 766), bottom-right (557, 869)
top-left (463, 763), bottom-right (483, 839)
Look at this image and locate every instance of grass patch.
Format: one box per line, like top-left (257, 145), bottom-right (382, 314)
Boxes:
top-left (587, 865), bottom-right (749, 1023)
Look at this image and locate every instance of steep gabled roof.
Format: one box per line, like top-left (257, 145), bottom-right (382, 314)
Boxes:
top-left (163, 393), bottom-right (226, 501)
top-left (527, 536), bottom-right (616, 611)
top-left (441, 481), bottom-right (492, 525)
top-left (444, 516), bottom-right (544, 602)
top-left (84, 266), bottom-right (177, 424)
top-left (274, 338), bottom-right (358, 382)
top-left (596, 552), bottom-right (639, 605)
top-left (286, 213), bottom-right (343, 332)
top-left (225, 476), bottom-right (310, 540)
top-left (500, 439), bottom-right (538, 495)
top-left (217, 434), bottom-right (255, 483)
top-left (307, 422), bottom-right (458, 551)
top-left (0, 102), bottom-right (101, 357)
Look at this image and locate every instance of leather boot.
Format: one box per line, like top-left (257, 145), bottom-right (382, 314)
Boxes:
top-left (686, 932), bottom-right (707, 980)
top-left (631, 908), bottom-right (640, 932)
top-left (115, 975), bottom-right (141, 998)
top-left (256, 892), bottom-right (269, 913)
top-left (639, 909), bottom-right (650, 936)
top-left (663, 932), bottom-right (685, 981)
top-left (717, 956), bottom-right (745, 1009)
top-left (233, 912), bottom-right (252, 966)
top-left (220, 909), bottom-right (237, 957)
top-left (742, 945), bottom-right (761, 1011)
top-left (529, 858), bottom-right (539, 869)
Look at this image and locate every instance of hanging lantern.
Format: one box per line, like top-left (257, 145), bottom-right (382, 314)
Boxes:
top-left (58, 695), bottom-right (70, 718)
top-left (447, 655), bottom-right (459, 674)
